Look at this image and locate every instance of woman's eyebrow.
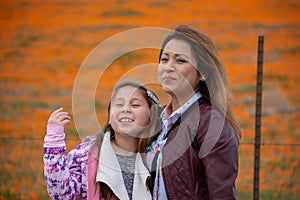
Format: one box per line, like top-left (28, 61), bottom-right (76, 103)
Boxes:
top-left (162, 51), bottom-right (189, 58)
top-left (175, 54), bottom-right (189, 58)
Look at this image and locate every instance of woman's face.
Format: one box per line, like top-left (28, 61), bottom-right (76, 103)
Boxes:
top-left (110, 85), bottom-right (150, 137)
top-left (158, 39), bottom-right (201, 99)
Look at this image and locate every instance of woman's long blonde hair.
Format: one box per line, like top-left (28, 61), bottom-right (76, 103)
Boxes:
top-left (159, 25), bottom-right (241, 138)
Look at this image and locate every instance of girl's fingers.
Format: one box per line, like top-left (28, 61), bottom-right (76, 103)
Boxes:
top-left (48, 115), bottom-right (71, 125)
top-left (57, 114), bottom-right (71, 122)
top-left (54, 111), bottom-right (70, 119)
top-left (54, 107), bottom-right (64, 113)
top-left (61, 119), bottom-right (71, 126)
top-left (50, 107), bottom-right (64, 118)
top-left (48, 108), bottom-right (71, 125)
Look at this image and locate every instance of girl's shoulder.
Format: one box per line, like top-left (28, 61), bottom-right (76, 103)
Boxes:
top-left (79, 135), bottom-right (98, 152)
top-left (82, 134), bottom-right (98, 147)
top-left (66, 135), bottom-right (98, 161)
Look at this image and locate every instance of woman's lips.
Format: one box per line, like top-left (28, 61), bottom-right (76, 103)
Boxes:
top-left (162, 76), bottom-right (176, 81)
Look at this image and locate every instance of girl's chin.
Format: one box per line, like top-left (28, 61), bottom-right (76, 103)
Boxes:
top-left (116, 129), bottom-right (142, 138)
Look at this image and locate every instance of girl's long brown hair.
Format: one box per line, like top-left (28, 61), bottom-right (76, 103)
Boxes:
top-left (159, 25), bottom-right (241, 138)
top-left (91, 80), bottom-right (161, 199)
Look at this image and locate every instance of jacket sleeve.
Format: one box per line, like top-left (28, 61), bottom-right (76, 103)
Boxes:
top-left (43, 124), bottom-right (88, 200)
top-left (200, 109), bottom-right (239, 200)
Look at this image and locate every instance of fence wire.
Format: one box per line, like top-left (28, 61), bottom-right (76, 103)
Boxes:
top-left (0, 137), bottom-right (300, 147)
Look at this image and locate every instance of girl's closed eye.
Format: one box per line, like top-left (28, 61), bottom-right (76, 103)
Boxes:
top-left (132, 104), bottom-right (141, 108)
top-left (131, 100), bottom-right (142, 108)
top-left (113, 100), bottom-right (123, 107)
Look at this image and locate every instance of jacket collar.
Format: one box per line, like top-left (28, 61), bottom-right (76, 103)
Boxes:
top-left (96, 132), bottom-right (151, 200)
top-left (164, 97), bottom-right (206, 139)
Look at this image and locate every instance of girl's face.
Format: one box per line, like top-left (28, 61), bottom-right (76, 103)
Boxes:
top-left (158, 39), bottom-right (201, 99)
top-left (110, 85), bottom-right (150, 137)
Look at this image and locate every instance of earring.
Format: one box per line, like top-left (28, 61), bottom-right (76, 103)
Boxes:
top-left (200, 73), bottom-right (206, 81)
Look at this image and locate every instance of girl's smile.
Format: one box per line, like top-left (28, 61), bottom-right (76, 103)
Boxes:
top-left (110, 85), bottom-right (150, 137)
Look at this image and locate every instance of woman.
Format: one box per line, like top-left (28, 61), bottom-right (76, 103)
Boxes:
top-left (44, 80), bottom-right (160, 200)
top-left (146, 25), bottom-right (241, 199)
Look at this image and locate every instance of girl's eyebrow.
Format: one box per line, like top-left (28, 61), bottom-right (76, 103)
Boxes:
top-left (112, 97), bottom-right (124, 102)
top-left (131, 97), bottom-right (145, 102)
top-left (113, 97), bottom-right (144, 102)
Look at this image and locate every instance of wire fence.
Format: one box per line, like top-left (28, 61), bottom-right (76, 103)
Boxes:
top-left (1, 136), bottom-right (299, 199)
top-left (1, 137), bottom-right (300, 147)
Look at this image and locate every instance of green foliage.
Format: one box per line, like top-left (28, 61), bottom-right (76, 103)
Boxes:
top-left (102, 9), bottom-right (142, 17)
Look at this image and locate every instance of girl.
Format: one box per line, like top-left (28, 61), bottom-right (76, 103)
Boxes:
top-left (44, 80), bottom-right (160, 200)
top-left (146, 25), bottom-right (241, 199)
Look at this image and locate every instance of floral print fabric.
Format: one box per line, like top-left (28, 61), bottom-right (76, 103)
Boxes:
top-left (43, 136), bottom-right (95, 199)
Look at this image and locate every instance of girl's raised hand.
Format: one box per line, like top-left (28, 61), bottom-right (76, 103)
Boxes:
top-left (48, 108), bottom-right (71, 126)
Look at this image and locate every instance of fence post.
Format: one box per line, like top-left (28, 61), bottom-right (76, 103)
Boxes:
top-left (253, 35), bottom-right (264, 200)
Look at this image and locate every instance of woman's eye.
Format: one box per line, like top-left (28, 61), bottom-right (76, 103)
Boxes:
top-left (160, 57), bottom-right (168, 63)
top-left (176, 58), bottom-right (187, 63)
top-left (132, 104), bottom-right (141, 108)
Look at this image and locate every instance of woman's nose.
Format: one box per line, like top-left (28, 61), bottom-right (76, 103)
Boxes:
top-left (162, 60), bottom-right (175, 72)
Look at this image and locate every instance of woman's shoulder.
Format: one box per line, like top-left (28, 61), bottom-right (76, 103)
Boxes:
top-left (183, 101), bottom-right (212, 119)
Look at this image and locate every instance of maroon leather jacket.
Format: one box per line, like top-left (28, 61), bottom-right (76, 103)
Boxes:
top-left (159, 99), bottom-right (239, 199)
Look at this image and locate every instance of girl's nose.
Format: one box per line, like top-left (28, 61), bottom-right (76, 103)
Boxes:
top-left (122, 104), bottom-right (130, 113)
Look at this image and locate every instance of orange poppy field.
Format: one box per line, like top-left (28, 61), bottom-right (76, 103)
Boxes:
top-left (0, 0), bottom-right (299, 199)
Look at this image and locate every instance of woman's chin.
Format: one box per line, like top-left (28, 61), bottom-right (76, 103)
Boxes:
top-left (161, 84), bottom-right (175, 95)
